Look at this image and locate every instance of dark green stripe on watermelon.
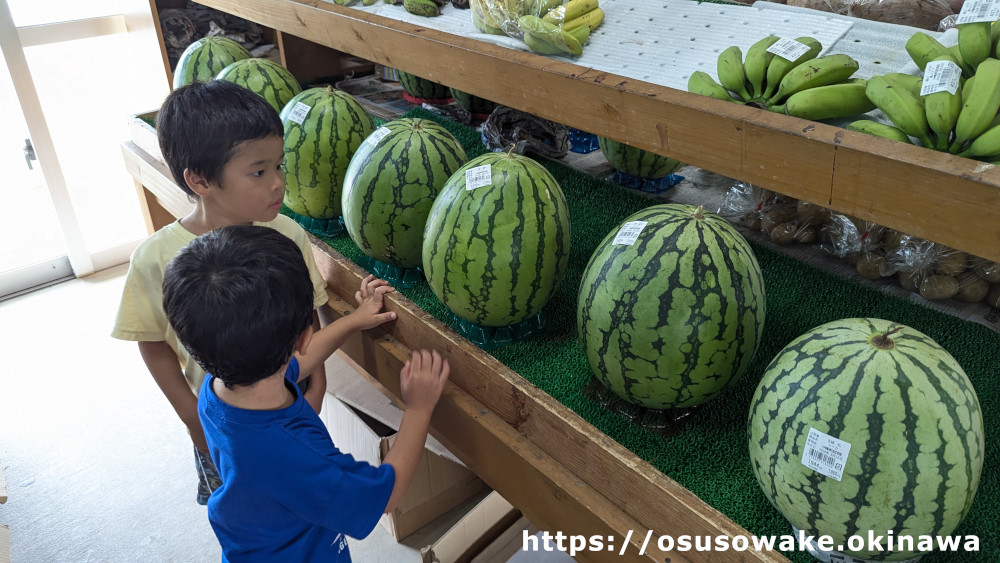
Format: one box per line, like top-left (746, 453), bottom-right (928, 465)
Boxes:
top-left (422, 152), bottom-right (570, 327)
top-left (172, 37), bottom-right (251, 89)
top-left (449, 88), bottom-right (498, 116)
top-left (577, 204), bottom-right (765, 410)
top-left (342, 118), bottom-right (468, 268)
top-left (598, 136), bottom-right (683, 180)
top-left (216, 58), bottom-right (302, 114)
top-left (747, 318), bottom-right (984, 561)
top-left (281, 87), bottom-right (374, 220)
top-left (397, 70), bottom-right (452, 100)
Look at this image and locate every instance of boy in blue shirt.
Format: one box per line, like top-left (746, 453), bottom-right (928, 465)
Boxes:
top-left (162, 225), bottom-right (450, 561)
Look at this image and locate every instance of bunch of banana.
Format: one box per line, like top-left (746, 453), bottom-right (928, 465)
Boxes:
top-left (689, 35), bottom-right (871, 122)
top-left (906, 32), bottom-right (975, 77)
top-left (519, 0), bottom-right (604, 56)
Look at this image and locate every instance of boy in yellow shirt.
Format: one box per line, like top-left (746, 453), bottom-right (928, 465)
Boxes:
top-left (111, 79), bottom-right (368, 504)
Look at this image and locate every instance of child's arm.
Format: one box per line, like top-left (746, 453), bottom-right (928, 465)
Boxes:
top-left (295, 275), bottom-right (397, 377)
top-left (138, 340), bottom-right (208, 452)
top-left (301, 310), bottom-right (327, 414)
top-left (382, 349), bottom-right (450, 513)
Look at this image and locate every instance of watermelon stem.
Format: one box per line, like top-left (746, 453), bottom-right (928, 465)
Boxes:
top-left (506, 144), bottom-right (517, 158)
top-left (691, 205), bottom-right (706, 220)
top-left (871, 326), bottom-right (904, 350)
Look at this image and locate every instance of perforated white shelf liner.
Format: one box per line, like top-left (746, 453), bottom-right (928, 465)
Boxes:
top-left (333, 0), bottom-right (855, 90)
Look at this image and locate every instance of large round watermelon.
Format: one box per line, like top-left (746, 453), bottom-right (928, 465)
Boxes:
top-left (598, 137), bottom-right (683, 180)
top-left (280, 86), bottom-right (375, 220)
top-left (217, 58), bottom-right (302, 114)
top-left (172, 37), bottom-right (251, 89)
top-left (449, 88), bottom-right (498, 116)
top-left (342, 118), bottom-right (468, 268)
top-left (748, 318), bottom-right (984, 561)
top-left (422, 152), bottom-right (571, 327)
top-left (397, 71), bottom-right (452, 102)
top-left (578, 204), bottom-right (765, 409)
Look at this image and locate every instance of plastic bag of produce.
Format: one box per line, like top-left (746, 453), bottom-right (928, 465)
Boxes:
top-left (471, 0), bottom-right (595, 55)
top-left (846, 0), bottom-right (955, 31)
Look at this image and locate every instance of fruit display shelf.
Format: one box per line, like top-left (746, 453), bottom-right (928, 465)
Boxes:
top-left (121, 108), bottom-right (998, 562)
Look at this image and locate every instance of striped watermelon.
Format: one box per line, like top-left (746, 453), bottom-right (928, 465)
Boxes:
top-left (578, 204), bottom-right (765, 409)
top-left (217, 58), bottom-right (302, 114)
top-left (422, 152), bottom-right (571, 327)
top-left (397, 71), bottom-right (452, 101)
top-left (748, 318), bottom-right (984, 561)
top-left (342, 118), bottom-right (468, 268)
top-left (280, 87), bottom-right (375, 220)
top-left (598, 137), bottom-right (683, 180)
top-left (172, 37), bottom-right (251, 89)
top-left (449, 88), bottom-right (498, 116)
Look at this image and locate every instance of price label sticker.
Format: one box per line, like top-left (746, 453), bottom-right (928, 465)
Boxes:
top-left (920, 61), bottom-right (962, 96)
top-left (365, 126), bottom-right (392, 146)
top-left (801, 428), bottom-right (851, 482)
top-left (957, 0), bottom-right (1000, 24)
top-left (465, 165), bottom-right (492, 191)
top-left (286, 102), bottom-right (311, 125)
top-left (612, 221), bottom-right (648, 246)
top-left (766, 38), bottom-right (811, 62)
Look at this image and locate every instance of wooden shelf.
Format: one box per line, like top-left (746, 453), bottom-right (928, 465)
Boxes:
top-left (189, 0), bottom-right (999, 264)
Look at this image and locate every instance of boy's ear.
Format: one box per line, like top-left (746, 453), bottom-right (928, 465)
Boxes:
top-left (295, 325), bottom-right (314, 356)
top-left (183, 168), bottom-right (213, 197)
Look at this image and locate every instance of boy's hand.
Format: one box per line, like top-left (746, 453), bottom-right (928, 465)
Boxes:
top-left (353, 274), bottom-right (397, 330)
top-left (400, 349), bottom-right (450, 416)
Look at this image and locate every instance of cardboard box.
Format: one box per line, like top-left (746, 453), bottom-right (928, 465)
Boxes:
top-left (320, 393), bottom-right (487, 541)
top-left (420, 491), bottom-right (522, 563)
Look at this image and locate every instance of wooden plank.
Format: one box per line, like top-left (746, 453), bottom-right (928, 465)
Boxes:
top-left (133, 180), bottom-right (176, 234)
top-left (192, 0), bottom-right (1000, 262)
top-left (122, 140), bottom-right (787, 562)
top-left (121, 142), bottom-right (194, 220)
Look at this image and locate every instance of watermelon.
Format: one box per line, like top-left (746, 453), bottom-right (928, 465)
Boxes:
top-left (217, 58), bottom-right (302, 114)
top-left (280, 86), bottom-right (375, 220)
top-left (598, 136), bottom-right (683, 180)
top-left (748, 318), bottom-right (984, 561)
top-left (342, 118), bottom-right (468, 268)
top-left (172, 37), bottom-right (251, 89)
top-left (397, 70), bottom-right (452, 101)
top-left (449, 88), bottom-right (498, 116)
top-left (422, 152), bottom-right (571, 327)
top-left (578, 204), bottom-right (765, 410)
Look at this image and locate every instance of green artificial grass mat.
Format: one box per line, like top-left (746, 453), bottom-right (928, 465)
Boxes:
top-left (290, 108), bottom-right (998, 562)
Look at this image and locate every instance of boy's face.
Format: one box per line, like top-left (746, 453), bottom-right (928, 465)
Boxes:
top-left (212, 135), bottom-right (286, 224)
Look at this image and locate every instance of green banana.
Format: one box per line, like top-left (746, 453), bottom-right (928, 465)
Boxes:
top-left (882, 73), bottom-right (924, 97)
top-left (769, 54), bottom-right (859, 105)
top-left (994, 21), bottom-right (1000, 58)
top-left (958, 22), bottom-right (992, 74)
top-left (518, 15), bottom-right (582, 55)
top-left (962, 76), bottom-right (977, 104)
top-left (951, 58), bottom-right (1000, 153)
top-left (523, 32), bottom-right (563, 55)
top-left (958, 122), bottom-right (1000, 158)
top-left (773, 80), bottom-right (875, 121)
top-left (717, 45), bottom-right (752, 102)
top-left (743, 35), bottom-right (780, 100)
top-left (846, 120), bottom-right (913, 144)
top-left (762, 37), bottom-right (822, 100)
top-left (922, 57), bottom-right (964, 151)
top-left (542, 0), bottom-right (598, 24)
top-left (403, 0), bottom-right (439, 16)
top-left (946, 45), bottom-right (976, 78)
top-left (906, 32), bottom-right (962, 74)
top-left (530, 0), bottom-right (563, 15)
top-left (688, 71), bottom-right (739, 102)
top-left (865, 75), bottom-right (935, 148)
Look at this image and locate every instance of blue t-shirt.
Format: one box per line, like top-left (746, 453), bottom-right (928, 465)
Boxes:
top-left (198, 358), bottom-right (396, 562)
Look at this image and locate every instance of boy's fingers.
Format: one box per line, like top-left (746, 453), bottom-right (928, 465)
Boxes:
top-left (419, 349), bottom-right (432, 371)
top-left (410, 350), bottom-right (423, 373)
top-left (400, 360), bottom-right (411, 380)
top-left (431, 350), bottom-right (442, 374)
top-left (440, 359), bottom-right (450, 383)
top-left (355, 290), bottom-right (363, 303)
top-left (377, 311), bottom-right (397, 323)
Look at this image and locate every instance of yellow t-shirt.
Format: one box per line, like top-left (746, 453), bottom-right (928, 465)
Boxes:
top-left (111, 215), bottom-right (329, 393)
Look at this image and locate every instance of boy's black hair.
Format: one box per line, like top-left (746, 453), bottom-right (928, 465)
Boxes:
top-left (163, 225), bottom-right (314, 388)
top-left (156, 80), bottom-right (284, 197)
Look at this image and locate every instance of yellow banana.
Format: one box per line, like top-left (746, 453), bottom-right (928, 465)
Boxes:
top-left (688, 71), bottom-right (739, 102)
top-left (958, 21), bottom-right (992, 74)
top-left (717, 45), bottom-right (751, 102)
top-left (865, 75), bottom-right (935, 148)
top-left (762, 37), bottom-right (822, 100)
top-left (529, 0), bottom-right (563, 16)
top-left (773, 80), bottom-right (875, 121)
top-left (542, 0), bottom-right (598, 25)
top-left (951, 58), bottom-right (1000, 153)
top-left (922, 57), bottom-right (963, 151)
top-left (769, 54), bottom-right (859, 105)
top-left (846, 120), bottom-right (913, 144)
top-left (882, 73), bottom-right (924, 97)
top-left (958, 122), bottom-right (1000, 158)
top-left (563, 7), bottom-right (604, 32)
top-left (743, 35), bottom-right (780, 100)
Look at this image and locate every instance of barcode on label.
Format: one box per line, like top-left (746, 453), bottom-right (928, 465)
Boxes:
top-left (365, 126), bottom-right (392, 146)
top-left (766, 38), bottom-right (811, 62)
top-left (465, 165), bottom-right (492, 191)
top-left (801, 427), bottom-right (851, 481)
top-left (287, 102), bottom-right (311, 125)
top-left (957, 0), bottom-right (1000, 24)
top-left (612, 221), bottom-right (648, 246)
top-left (920, 61), bottom-right (962, 96)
